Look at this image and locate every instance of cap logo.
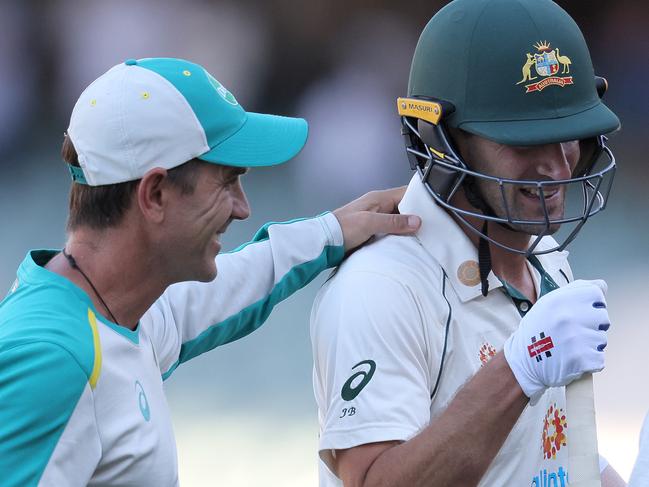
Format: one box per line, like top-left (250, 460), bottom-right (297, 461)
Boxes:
top-left (516, 41), bottom-right (574, 93)
top-left (206, 72), bottom-right (238, 106)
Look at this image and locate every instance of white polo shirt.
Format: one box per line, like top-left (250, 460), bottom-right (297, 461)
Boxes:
top-left (311, 175), bottom-right (577, 487)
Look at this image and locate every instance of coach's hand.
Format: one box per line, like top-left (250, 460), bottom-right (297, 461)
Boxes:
top-left (503, 280), bottom-right (610, 404)
top-left (333, 187), bottom-right (421, 252)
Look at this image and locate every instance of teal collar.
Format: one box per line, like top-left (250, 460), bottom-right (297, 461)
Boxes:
top-left (19, 250), bottom-right (140, 344)
top-left (499, 255), bottom-right (559, 317)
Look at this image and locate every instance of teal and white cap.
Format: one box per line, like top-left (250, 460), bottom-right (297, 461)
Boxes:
top-left (67, 57), bottom-right (309, 186)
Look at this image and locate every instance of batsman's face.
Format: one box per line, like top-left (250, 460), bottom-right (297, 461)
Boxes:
top-left (166, 163), bottom-right (250, 282)
top-left (456, 132), bottom-right (580, 235)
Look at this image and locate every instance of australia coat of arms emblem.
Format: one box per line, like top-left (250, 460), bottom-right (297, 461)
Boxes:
top-left (516, 41), bottom-right (574, 93)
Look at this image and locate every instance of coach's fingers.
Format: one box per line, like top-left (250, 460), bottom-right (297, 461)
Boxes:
top-left (335, 186), bottom-right (408, 215)
top-left (369, 186), bottom-right (408, 214)
top-left (336, 211), bottom-right (421, 252)
top-left (365, 212), bottom-right (421, 236)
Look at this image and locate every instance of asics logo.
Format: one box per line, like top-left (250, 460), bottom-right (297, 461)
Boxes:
top-left (341, 360), bottom-right (376, 401)
top-left (135, 380), bottom-right (151, 422)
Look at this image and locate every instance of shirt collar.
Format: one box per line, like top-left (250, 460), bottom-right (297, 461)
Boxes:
top-left (398, 175), bottom-right (570, 303)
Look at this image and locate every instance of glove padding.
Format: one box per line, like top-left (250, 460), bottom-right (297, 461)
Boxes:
top-left (504, 279), bottom-right (610, 404)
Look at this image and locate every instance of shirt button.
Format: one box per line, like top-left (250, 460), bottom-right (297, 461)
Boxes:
top-left (519, 301), bottom-right (530, 313)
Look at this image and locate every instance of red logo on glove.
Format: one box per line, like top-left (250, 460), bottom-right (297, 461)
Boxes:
top-left (528, 332), bottom-right (554, 362)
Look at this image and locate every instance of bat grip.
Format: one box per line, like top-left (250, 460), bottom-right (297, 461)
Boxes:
top-left (566, 373), bottom-right (601, 487)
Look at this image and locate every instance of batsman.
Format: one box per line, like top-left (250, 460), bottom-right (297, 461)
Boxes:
top-left (311, 0), bottom-right (627, 485)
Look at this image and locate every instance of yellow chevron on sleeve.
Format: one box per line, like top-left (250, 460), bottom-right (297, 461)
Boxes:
top-left (87, 309), bottom-right (102, 389)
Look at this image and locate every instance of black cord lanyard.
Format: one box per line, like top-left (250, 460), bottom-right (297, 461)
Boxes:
top-left (62, 249), bottom-right (120, 325)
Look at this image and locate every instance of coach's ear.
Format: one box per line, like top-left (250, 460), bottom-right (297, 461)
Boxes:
top-left (333, 187), bottom-right (421, 252)
top-left (137, 168), bottom-right (171, 224)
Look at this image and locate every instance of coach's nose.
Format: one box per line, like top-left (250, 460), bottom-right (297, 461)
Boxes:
top-left (231, 179), bottom-right (251, 221)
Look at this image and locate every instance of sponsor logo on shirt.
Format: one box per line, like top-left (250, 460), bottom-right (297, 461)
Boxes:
top-left (341, 360), bottom-right (376, 401)
top-left (478, 342), bottom-right (497, 366)
top-left (542, 403), bottom-right (567, 460)
top-left (530, 403), bottom-right (569, 486)
top-left (531, 466), bottom-right (568, 487)
top-left (135, 380), bottom-right (151, 422)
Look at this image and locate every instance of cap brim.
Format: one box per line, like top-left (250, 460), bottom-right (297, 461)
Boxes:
top-left (198, 112), bottom-right (308, 167)
top-left (459, 102), bottom-right (620, 146)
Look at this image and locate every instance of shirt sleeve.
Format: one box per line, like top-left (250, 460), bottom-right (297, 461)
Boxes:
top-left (0, 342), bottom-right (100, 487)
top-left (310, 268), bottom-right (444, 475)
top-left (146, 212), bottom-right (345, 379)
top-left (629, 411), bottom-right (649, 486)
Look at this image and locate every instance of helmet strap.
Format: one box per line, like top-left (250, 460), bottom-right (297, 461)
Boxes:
top-left (478, 220), bottom-right (491, 297)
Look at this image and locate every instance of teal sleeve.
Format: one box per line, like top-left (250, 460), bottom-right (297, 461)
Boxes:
top-left (0, 342), bottom-right (89, 486)
top-left (162, 243), bottom-right (344, 380)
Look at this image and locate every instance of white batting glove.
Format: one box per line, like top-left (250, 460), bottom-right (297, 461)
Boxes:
top-left (504, 279), bottom-right (610, 404)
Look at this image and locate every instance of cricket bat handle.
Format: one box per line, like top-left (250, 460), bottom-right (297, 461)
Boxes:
top-left (566, 373), bottom-right (601, 487)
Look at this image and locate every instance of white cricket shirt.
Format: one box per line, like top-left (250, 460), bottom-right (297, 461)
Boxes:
top-left (311, 175), bottom-right (579, 487)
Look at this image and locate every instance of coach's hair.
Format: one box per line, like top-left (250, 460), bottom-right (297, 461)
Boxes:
top-left (62, 135), bottom-right (201, 231)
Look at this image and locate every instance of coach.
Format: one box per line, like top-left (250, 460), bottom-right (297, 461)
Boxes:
top-left (0, 57), bottom-right (421, 486)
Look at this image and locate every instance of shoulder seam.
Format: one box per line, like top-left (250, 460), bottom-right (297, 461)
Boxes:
top-left (431, 269), bottom-right (452, 400)
top-left (0, 340), bottom-right (93, 383)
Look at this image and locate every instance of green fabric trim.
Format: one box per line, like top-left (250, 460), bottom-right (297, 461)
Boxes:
top-left (0, 343), bottom-right (88, 486)
top-left (499, 256), bottom-right (559, 301)
top-left (98, 317), bottom-right (140, 345)
top-left (162, 243), bottom-right (344, 380)
top-left (225, 212), bottom-right (331, 255)
top-left (499, 256), bottom-right (561, 317)
top-left (500, 279), bottom-right (528, 301)
top-left (19, 250), bottom-right (140, 346)
top-left (528, 255), bottom-right (559, 296)
top-left (226, 217), bottom-right (310, 254)
top-left (431, 269), bottom-right (452, 400)
top-left (67, 164), bottom-right (88, 184)
top-left (2, 251), bottom-right (98, 376)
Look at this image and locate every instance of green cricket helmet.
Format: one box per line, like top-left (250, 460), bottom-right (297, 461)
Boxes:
top-left (398, 0), bottom-right (619, 263)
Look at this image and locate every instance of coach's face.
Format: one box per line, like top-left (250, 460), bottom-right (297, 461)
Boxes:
top-left (165, 162), bottom-right (250, 282)
top-left (453, 131), bottom-right (580, 235)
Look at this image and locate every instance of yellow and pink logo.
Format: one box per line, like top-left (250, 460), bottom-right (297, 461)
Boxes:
top-left (516, 41), bottom-right (574, 93)
top-left (542, 403), bottom-right (568, 460)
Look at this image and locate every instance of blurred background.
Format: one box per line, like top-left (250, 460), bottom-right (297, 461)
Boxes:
top-left (0, 0), bottom-right (647, 484)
